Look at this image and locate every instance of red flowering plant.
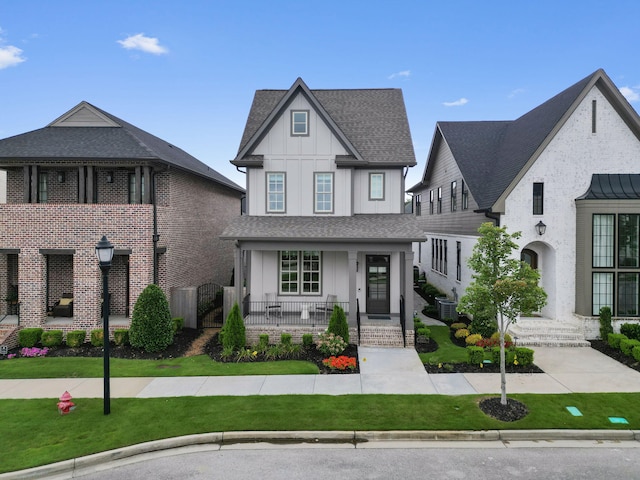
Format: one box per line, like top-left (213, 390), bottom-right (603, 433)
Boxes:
top-left (322, 355), bottom-right (357, 371)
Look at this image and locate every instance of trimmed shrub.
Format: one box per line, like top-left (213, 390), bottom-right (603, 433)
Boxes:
top-left (465, 333), bottom-right (482, 345)
top-left (280, 333), bottom-right (292, 346)
top-left (620, 338), bottom-right (640, 356)
top-left (608, 333), bottom-right (627, 349)
top-left (129, 284), bottom-right (174, 353)
top-left (469, 314), bottom-right (497, 339)
top-left (18, 328), bottom-right (43, 348)
top-left (302, 333), bottom-right (314, 348)
top-left (416, 327), bottom-right (431, 339)
top-left (599, 306), bottom-right (613, 340)
top-left (422, 283), bottom-right (445, 304)
top-left (450, 322), bottom-right (467, 330)
top-left (514, 347), bottom-right (534, 366)
top-left (414, 318), bottom-right (425, 331)
top-left (492, 346), bottom-right (516, 365)
top-left (41, 330), bottom-right (63, 347)
top-left (467, 346), bottom-right (485, 365)
top-left (633, 345), bottom-right (640, 362)
top-left (328, 305), bottom-right (349, 343)
top-left (66, 330), bottom-right (86, 348)
top-left (422, 304), bottom-right (438, 318)
top-left (91, 329), bottom-right (104, 347)
top-left (172, 317), bottom-right (184, 335)
top-left (258, 334), bottom-right (270, 351)
top-left (490, 331), bottom-right (512, 344)
top-left (454, 328), bottom-right (469, 339)
top-left (220, 302), bottom-right (246, 351)
top-left (114, 329), bottom-right (129, 346)
top-left (620, 323), bottom-right (640, 341)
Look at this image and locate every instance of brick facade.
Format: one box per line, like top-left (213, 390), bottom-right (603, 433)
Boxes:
top-left (0, 165), bottom-right (241, 339)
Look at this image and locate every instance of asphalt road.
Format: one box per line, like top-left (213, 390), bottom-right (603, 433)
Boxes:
top-left (69, 441), bottom-right (640, 480)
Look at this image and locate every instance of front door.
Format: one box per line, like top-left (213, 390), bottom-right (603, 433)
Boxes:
top-left (366, 255), bottom-right (390, 314)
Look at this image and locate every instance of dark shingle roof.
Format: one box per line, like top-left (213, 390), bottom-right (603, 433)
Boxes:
top-left (234, 79), bottom-right (416, 167)
top-left (577, 174), bottom-right (640, 199)
top-left (221, 214), bottom-right (425, 243)
top-left (415, 69), bottom-right (640, 211)
top-left (0, 102), bottom-right (244, 194)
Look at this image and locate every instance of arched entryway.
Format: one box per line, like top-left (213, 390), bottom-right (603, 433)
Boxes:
top-left (521, 242), bottom-right (556, 318)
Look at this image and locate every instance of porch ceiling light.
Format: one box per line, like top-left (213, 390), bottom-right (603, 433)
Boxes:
top-left (95, 236), bottom-right (114, 268)
top-left (535, 220), bottom-right (547, 236)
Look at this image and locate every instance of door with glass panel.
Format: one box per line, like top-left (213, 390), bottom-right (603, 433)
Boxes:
top-left (366, 255), bottom-right (390, 314)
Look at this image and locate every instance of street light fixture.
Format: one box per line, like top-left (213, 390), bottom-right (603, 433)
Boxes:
top-left (95, 235), bottom-right (114, 415)
top-left (535, 221), bottom-right (547, 236)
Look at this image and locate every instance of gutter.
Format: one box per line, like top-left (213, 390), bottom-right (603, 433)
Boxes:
top-left (474, 208), bottom-right (501, 226)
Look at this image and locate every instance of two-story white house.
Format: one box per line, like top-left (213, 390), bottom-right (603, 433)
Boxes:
top-left (222, 78), bottom-right (425, 347)
top-left (409, 69), bottom-right (640, 345)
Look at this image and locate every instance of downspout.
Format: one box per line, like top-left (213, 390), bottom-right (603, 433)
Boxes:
top-left (476, 208), bottom-right (501, 226)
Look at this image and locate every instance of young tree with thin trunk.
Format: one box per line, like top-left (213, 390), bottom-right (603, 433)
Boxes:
top-left (458, 223), bottom-right (547, 405)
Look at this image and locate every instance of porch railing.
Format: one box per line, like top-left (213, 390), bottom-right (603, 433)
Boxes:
top-left (242, 300), bottom-right (349, 326)
top-left (356, 298), bottom-right (361, 345)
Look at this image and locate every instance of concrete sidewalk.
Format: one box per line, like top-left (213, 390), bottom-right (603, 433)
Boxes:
top-left (2, 345), bottom-right (640, 399)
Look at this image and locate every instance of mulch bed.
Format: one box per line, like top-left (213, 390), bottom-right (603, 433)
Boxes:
top-left (478, 397), bottom-right (529, 422)
top-left (203, 333), bottom-right (359, 374)
top-left (12, 329), bottom-right (359, 374)
top-left (589, 340), bottom-right (640, 372)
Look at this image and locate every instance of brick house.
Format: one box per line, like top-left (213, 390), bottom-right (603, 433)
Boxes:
top-left (408, 69), bottom-right (640, 344)
top-left (0, 101), bottom-right (244, 348)
top-left (222, 78), bottom-right (424, 347)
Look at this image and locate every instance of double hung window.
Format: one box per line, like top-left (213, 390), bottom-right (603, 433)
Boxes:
top-left (314, 173), bottom-right (333, 213)
top-left (267, 173), bottom-right (285, 213)
top-left (279, 251), bottom-right (321, 295)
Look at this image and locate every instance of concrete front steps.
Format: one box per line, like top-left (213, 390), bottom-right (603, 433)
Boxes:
top-left (507, 318), bottom-right (590, 347)
top-left (358, 325), bottom-right (406, 348)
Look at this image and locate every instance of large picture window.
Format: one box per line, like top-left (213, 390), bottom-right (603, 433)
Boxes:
top-left (618, 273), bottom-right (639, 316)
top-left (592, 272), bottom-right (614, 316)
top-left (593, 214), bottom-right (614, 267)
top-left (618, 214), bottom-right (639, 267)
top-left (314, 173), bottom-right (333, 213)
top-left (267, 173), bottom-right (285, 213)
top-left (279, 251), bottom-right (321, 295)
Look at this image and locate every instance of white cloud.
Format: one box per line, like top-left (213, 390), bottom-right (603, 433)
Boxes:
top-left (443, 98), bottom-right (468, 107)
top-left (508, 88), bottom-right (525, 99)
top-left (388, 70), bottom-right (410, 80)
top-left (117, 33), bottom-right (168, 55)
top-left (0, 45), bottom-right (26, 69)
top-left (620, 86), bottom-right (639, 103)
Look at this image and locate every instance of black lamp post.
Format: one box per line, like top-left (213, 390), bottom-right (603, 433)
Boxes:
top-left (95, 235), bottom-right (114, 415)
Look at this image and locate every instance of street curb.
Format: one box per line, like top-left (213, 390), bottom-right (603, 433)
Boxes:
top-left (2, 430), bottom-right (639, 479)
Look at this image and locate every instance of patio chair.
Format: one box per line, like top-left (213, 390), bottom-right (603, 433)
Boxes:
top-left (315, 294), bottom-right (337, 322)
top-left (52, 293), bottom-right (74, 317)
top-left (264, 293), bottom-right (282, 320)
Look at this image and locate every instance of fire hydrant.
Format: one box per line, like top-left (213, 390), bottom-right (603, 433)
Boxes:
top-left (57, 391), bottom-right (75, 415)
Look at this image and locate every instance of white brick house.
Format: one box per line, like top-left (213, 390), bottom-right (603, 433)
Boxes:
top-left (222, 78), bottom-right (424, 346)
top-left (409, 69), bottom-right (640, 344)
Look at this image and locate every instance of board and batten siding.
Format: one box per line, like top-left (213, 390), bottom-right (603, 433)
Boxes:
top-left (353, 168), bottom-right (404, 214)
top-left (413, 136), bottom-right (485, 236)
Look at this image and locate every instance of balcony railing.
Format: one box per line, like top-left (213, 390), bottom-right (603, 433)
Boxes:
top-left (242, 300), bottom-right (349, 326)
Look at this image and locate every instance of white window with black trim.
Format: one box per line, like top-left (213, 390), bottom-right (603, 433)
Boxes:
top-left (279, 250), bottom-right (322, 295)
top-left (462, 180), bottom-right (469, 210)
top-left (437, 187), bottom-right (442, 214)
top-left (450, 180), bottom-right (457, 212)
top-left (429, 190), bottom-right (434, 214)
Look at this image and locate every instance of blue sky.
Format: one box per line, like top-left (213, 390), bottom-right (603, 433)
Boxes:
top-left (1, 0), bottom-right (639, 190)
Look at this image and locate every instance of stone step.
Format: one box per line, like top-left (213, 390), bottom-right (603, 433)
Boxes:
top-left (508, 320), bottom-right (590, 347)
top-left (359, 325), bottom-right (405, 348)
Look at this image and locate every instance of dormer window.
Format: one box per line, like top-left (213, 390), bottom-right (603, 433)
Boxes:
top-left (291, 110), bottom-right (309, 136)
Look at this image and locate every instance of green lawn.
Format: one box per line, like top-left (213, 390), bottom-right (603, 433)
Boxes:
top-left (0, 355), bottom-right (319, 379)
top-left (1, 393), bottom-right (639, 474)
top-left (418, 325), bottom-right (469, 364)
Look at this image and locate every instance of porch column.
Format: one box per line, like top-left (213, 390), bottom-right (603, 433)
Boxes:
top-left (403, 250), bottom-right (415, 332)
top-left (86, 166), bottom-right (94, 204)
top-left (234, 242), bottom-right (243, 314)
top-left (142, 166), bottom-right (151, 204)
top-left (348, 250), bottom-right (357, 327)
top-left (78, 167), bottom-right (86, 203)
top-left (135, 167), bottom-right (142, 204)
